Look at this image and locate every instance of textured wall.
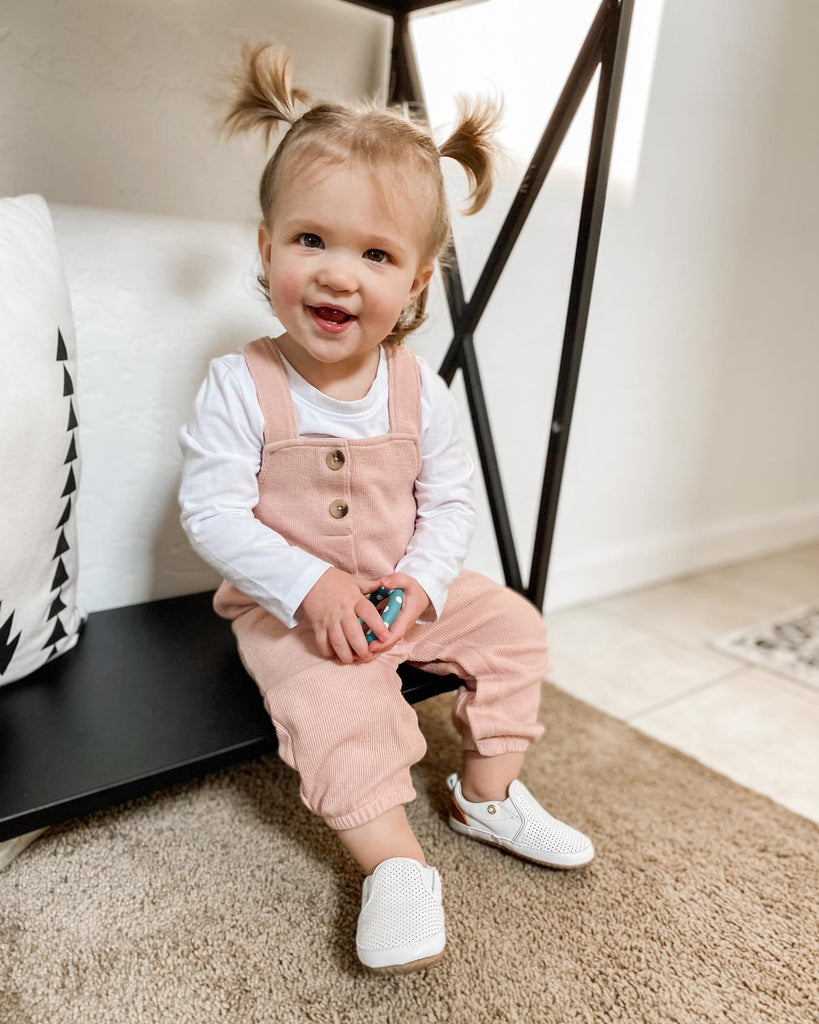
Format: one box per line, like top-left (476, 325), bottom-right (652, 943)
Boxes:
top-left (0, 0), bottom-right (390, 221)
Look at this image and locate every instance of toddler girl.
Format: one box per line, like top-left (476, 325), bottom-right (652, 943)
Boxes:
top-left (179, 42), bottom-right (594, 974)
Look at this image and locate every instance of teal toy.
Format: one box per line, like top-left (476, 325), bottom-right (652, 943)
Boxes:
top-left (361, 587), bottom-right (404, 643)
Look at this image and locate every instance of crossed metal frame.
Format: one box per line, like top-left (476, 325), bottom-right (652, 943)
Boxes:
top-left (348, 0), bottom-right (634, 609)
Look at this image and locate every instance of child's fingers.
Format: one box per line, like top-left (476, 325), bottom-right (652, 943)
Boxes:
top-left (342, 613), bottom-right (377, 662)
top-left (356, 595), bottom-right (390, 644)
top-left (358, 578), bottom-right (384, 596)
top-left (376, 572), bottom-right (415, 592)
top-left (327, 622), bottom-right (358, 665)
top-left (383, 609), bottom-right (412, 646)
top-left (368, 606), bottom-right (412, 653)
top-left (313, 627), bottom-right (333, 660)
top-left (367, 633), bottom-right (400, 655)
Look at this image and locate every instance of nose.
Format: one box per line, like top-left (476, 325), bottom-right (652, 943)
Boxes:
top-left (315, 251), bottom-right (357, 293)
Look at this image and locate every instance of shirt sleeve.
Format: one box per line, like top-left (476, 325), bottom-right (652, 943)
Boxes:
top-left (178, 356), bottom-right (332, 627)
top-left (395, 357), bottom-right (476, 619)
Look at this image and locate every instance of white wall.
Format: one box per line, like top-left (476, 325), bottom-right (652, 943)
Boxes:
top-left (418, 0), bottom-right (819, 605)
top-left (1, 0), bottom-right (817, 615)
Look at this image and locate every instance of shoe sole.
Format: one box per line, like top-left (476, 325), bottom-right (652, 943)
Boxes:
top-left (362, 950), bottom-right (446, 975)
top-left (448, 815), bottom-right (594, 869)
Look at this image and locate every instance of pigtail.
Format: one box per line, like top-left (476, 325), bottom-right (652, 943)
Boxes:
top-left (223, 42), bottom-right (310, 145)
top-left (438, 97), bottom-right (503, 215)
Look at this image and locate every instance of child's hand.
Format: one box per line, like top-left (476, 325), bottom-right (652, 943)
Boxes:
top-left (297, 568), bottom-right (389, 664)
top-left (366, 572), bottom-right (431, 654)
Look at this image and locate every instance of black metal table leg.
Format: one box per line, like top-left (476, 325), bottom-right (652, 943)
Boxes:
top-left (375, 0), bottom-right (634, 609)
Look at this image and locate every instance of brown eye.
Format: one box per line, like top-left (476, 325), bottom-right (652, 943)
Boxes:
top-left (299, 233), bottom-right (323, 249)
top-left (364, 248), bottom-right (389, 264)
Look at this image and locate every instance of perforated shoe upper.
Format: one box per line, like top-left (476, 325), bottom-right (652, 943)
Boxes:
top-left (447, 772), bottom-right (594, 865)
top-left (356, 858), bottom-right (445, 954)
top-left (507, 780), bottom-right (593, 856)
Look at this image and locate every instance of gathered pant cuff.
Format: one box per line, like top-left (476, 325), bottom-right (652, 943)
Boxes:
top-left (460, 736), bottom-right (536, 757)
top-left (320, 783), bottom-right (417, 832)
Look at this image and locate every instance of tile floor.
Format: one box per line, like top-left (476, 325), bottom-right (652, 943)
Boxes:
top-left (545, 542), bottom-right (819, 824)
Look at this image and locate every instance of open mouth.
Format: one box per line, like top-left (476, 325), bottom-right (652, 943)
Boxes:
top-left (309, 305), bottom-right (356, 332)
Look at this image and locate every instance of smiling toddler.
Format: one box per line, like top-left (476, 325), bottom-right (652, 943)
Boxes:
top-left (179, 42), bottom-right (594, 974)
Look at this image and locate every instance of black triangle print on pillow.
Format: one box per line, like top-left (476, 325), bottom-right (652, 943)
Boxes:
top-left (42, 617), bottom-right (68, 648)
top-left (43, 325), bottom-right (79, 663)
top-left (53, 529), bottom-right (70, 559)
top-left (62, 466), bottom-right (76, 498)
top-left (0, 603), bottom-right (22, 675)
top-left (57, 499), bottom-right (71, 528)
top-left (51, 558), bottom-right (69, 591)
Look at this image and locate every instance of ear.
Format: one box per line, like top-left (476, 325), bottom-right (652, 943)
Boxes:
top-left (408, 264), bottom-right (434, 302)
top-left (258, 221), bottom-right (272, 278)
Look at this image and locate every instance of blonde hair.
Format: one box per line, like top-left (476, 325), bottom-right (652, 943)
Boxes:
top-left (224, 42), bottom-right (501, 344)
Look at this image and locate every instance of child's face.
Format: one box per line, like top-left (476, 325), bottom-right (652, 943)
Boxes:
top-left (258, 159), bottom-right (434, 388)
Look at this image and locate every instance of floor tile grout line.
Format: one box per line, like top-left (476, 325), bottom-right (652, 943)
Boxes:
top-left (626, 666), bottom-right (748, 723)
top-left (580, 571), bottom-right (819, 634)
top-left (707, 655), bottom-right (819, 701)
top-left (579, 599), bottom-right (819, 704)
top-left (557, 598), bottom-right (746, 668)
top-left (580, 598), bottom-right (709, 649)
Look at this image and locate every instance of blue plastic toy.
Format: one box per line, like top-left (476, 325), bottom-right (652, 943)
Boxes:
top-left (361, 587), bottom-right (404, 643)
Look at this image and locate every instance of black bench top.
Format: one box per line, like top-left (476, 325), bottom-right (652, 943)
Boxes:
top-left (0, 591), bottom-right (459, 841)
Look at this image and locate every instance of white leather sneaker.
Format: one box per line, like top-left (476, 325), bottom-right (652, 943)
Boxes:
top-left (447, 773), bottom-right (595, 869)
top-left (355, 857), bottom-right (446, 973)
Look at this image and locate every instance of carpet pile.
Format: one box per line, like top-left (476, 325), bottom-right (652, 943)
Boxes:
top-left (1, 684), bottom-right (817, 1023)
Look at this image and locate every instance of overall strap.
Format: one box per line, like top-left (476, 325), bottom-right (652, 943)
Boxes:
top-left (242, 337), bottom-right (299, 444)
top-left (385, 345), bottom-right (422, 436)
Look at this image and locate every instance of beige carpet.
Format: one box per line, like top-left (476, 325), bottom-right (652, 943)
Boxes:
top-left (1, 684), bottom-right (817, 1024)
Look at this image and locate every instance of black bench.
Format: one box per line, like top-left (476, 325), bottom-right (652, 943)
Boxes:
top-left (0, 591), bottom-right (459, 843)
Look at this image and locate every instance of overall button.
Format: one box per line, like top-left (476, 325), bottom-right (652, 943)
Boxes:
top-left (329, 500), bottom-right (349, 519)
top-left (326, 449), bottom-right (345, 471)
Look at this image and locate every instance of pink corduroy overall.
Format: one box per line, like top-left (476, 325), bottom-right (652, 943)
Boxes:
top-left (214, 337), bottom-right (547, 830)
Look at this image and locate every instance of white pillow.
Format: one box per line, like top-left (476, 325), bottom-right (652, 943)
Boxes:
top-left (0, 194), bottom-right (85, 685)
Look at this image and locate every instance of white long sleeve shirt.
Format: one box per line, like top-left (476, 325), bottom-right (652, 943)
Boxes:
top-left (179, 344), bottom-right (475, 628)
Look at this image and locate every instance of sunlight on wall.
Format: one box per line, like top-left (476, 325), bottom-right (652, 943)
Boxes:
top-left (412, 0), bottom-right (664, 202)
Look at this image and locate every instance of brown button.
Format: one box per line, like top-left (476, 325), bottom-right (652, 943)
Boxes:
top-left (329, 500), bottom-right (348, 519)
top-left (326, 449), bottom-right (345, 471)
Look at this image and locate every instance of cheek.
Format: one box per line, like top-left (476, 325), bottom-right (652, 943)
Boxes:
top-left (370, 278), bottom-right (416, 321)
top-left (268, 262), bottom-right (304, 308)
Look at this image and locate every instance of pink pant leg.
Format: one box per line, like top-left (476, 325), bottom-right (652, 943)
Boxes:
top-left (403, 571), bottom-right (548, 756)
top-left (229, 605), bottom-right (427, 830)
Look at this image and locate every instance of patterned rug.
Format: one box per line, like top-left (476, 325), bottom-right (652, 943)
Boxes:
top-left (713, 604), bottom-right (819, 688)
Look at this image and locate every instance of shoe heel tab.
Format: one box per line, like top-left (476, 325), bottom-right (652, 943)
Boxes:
top-left (445, 773), bottom-right (459, 793)
top-left (507, 778), bottom-right (530, 801)
top-left (450, 800), bottom-right (470, 827)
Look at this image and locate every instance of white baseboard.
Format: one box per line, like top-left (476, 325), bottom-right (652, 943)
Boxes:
top-left (544, 502), bottom-right (819, 613)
